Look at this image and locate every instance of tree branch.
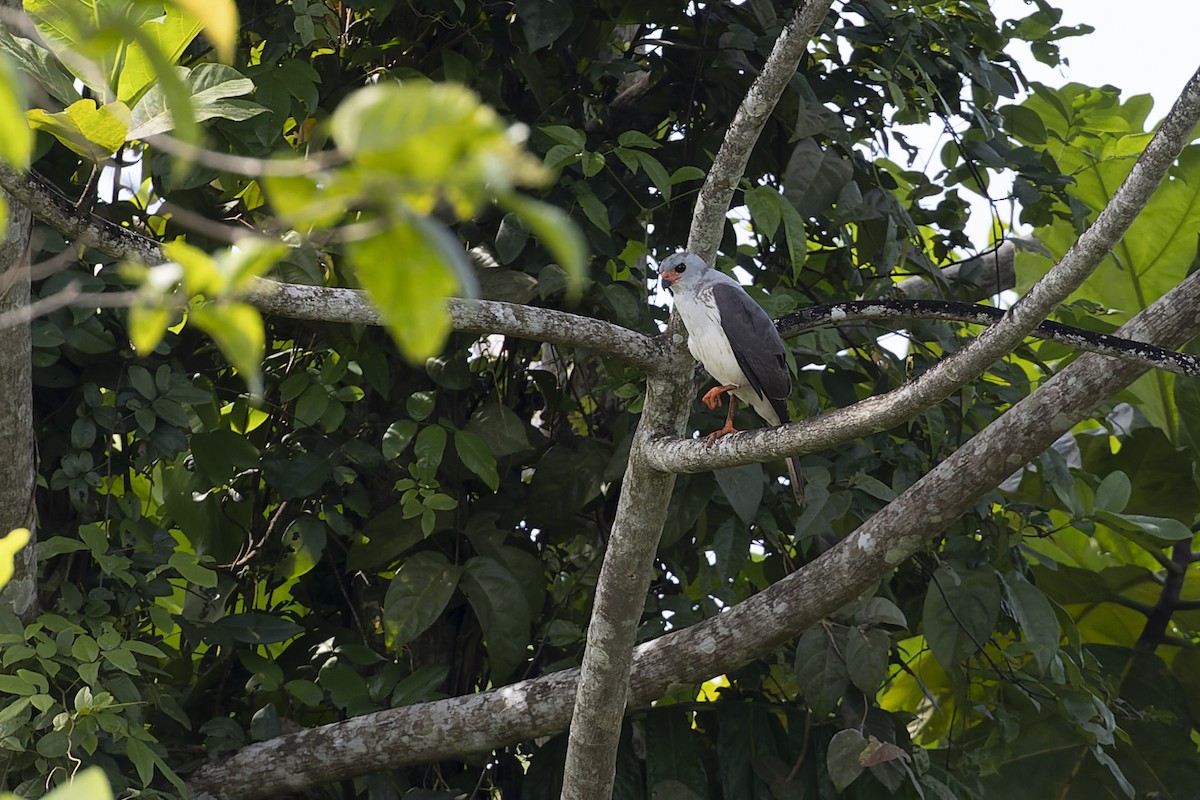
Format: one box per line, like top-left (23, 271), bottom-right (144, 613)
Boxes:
top-left (781, 299), bottom-right (1200, 379)
top-left (645, 65), bottom-right (1200, 474)
top-left (0, 165), bottom-right (663, 370)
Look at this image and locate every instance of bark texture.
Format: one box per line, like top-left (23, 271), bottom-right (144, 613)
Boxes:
top-left (0, 193), bottom-right (35, 620)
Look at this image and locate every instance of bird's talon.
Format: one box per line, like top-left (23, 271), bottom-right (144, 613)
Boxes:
top-left (704, 425), bottom-right (738, 447)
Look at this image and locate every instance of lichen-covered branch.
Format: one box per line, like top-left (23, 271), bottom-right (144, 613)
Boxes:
top-left (781, 299), bottom-right (1200, 378)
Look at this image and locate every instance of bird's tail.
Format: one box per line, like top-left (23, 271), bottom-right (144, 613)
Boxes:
top-left (785, 456), bottom-right (806, 508)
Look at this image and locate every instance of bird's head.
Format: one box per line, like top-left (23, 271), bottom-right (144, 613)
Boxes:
top-left (658, 252), bottom-right (709, 293)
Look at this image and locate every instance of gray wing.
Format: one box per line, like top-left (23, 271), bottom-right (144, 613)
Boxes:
top-left (712, 282), bottom-right (792, 418)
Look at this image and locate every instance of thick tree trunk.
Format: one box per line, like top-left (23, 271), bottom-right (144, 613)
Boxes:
top-left (0, 194), bottom-right (37, 621)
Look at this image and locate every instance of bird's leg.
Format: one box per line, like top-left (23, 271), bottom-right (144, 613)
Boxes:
top-left (705, 394), bottom-right (739, 447)
top-left (701, 384), bottom-right (739, 410)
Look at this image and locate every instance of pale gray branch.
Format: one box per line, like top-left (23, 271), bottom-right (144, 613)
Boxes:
top-left (686, 0), bottom-right (835, 261)
top-left (0, 166), bottom-right (661, 369)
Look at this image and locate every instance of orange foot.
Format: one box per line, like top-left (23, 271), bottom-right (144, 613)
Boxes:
top-left (704, 391), bottom-right (740, 447)
top-left (701, 384), bottom-right (739, 410)
top-left (705, 421), bottom-right (739, 447)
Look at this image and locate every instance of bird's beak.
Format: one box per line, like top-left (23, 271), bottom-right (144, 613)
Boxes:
top-left (660, 269), bottom-right (677, 292)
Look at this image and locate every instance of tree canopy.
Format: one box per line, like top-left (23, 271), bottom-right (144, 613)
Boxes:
top-left (1, 0), bottom-right (1200, 798)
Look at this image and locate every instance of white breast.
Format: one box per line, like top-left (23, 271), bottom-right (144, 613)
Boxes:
top-left (674, 286), bottom-right (749, 389)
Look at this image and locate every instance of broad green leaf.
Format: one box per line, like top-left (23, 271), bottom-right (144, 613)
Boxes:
top-left (1002, 572), bottom-right (1060, 674)
top-left (0, 31), bottom-right (79, 106)
top-left (1095, 511), bottom-right (1194, 542)
top-left (349, 217), bottom-right (464, 362)
top-left (634, 150), bottom-right (672, 201)
top-left (0, 54), bottom-right (32, 168)
top-left (922, 564), bottom-right (1001, 671)
top-left (406, 390), bottom-right (436, 421)
top-left (744, 185), bottom-right (782, 239)
top-left (503, 194), bottom-right (587, 295)
top-left (168, 551), bottom-right (218, 588)
top-left (165, 0), bottom-right (237, 62)
top-left (383, 420), bottom-right (418, 460)
top-left (461, 556), bottom-right (530, 680)
top-left (515, 0), bottom-right (572, 51)
top-left (454, 429), bottom-right (499, 491)
top-left (1092, 471), bottom-right (1131, 514)
top-left (414, 425), bottom-right (447, 472)
top-left (643, 711), bottom-right (707, 797)
top-left (24, 0), bottom-right (156, 97)
top-left (0, 528), bottom-right (30, 588)
top-left (784, 137), bottom-right (853, 218)
top-left (845, 627), bottom-right (890, 694)
top-left (713, 463), bottom-right (764, 526)
top-left (128, 304), bottom-right (174, 355)
top-left (465, 401), bottom-right (530, 456)
top-left (331, 81), bottom-right (547, 198)
top-left (793, 625), bottom-right (848, 717)
top-left (116, 3), bottom-right (205, 104)
top-left (189, 303), bottom-right (266, 396)
top-left (128, 63), bottom-right (264, 139)
top-left (42, 767), bottom-right (113, 800)
top-left (390, 664), bottom-right (450, 707)
top-left (382, 551), bottom-right (461, 649)
top-left (855, 597), bottom-right (908, 629)
top-left (26, 99), bottom-right (129, 161)
top-left (189, 429), bottom-right (261, 483)
top-left (827, 728), bottom-right (868, 791)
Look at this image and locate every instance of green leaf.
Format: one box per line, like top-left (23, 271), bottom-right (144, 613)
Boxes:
top-left (744, 186), bottom-right (782, 239)
top-left (350, 217), bottom-right (467, 363)
top-left (1092, 471), bottom-right (1131, 514)
top-left (190, 303), bottom-right (265, 396)
top-left (169, 551), bottom-right (218, 588)
top-left (713, 463), bottom-right (764, 526)
top-left (922, 564), bottom-right (1001, 671)
top-left (36, 536), bottom-right (89, 559)
top-left (503, 194), bottom-right (588, 294)
top-left (165, 0), bottom-right (238, 62)
top-left (855, 597), bottom-right (908, 629)
top-left (0, 30), bottom-right (79, 107)
top-left (27, 99), bottom-right (129, 161)
top-left (455, 430), bottom-right (500, 491)
top-left (42, 767), bottom-right (113, 800)
top-left (845, 627), bottom-right (890, 694)
top-left (382, 551), bottom-right (462, 648)
top-left (102, 647), bottom-right (140, 675)
top-left (406, 390), bottom-right (436, 421)
top-left (414, 425), bottom-right (447, 472)
top-left (390, 664), bottom-right (450, 707)
top-left (116, 3), bottom-right (205, 105)
top-left (383, 420), bottom-right (418, 460)
top-left (189, 429), bottom-right (261, 483)
top-left (465, 401), bottom-right (530, 457)
top-left (515, 0), bottom-right (573, 51)
top-left (633, 150), bottom-right (672, 201)
top-left (793, 625), bottom-right (847, 717)
top-left (783, 137), bottom-right (853, 218)
top-left (128, 63), bottom-right (264, 139)
top-left (827, 728), bottom-right (868, 791)
top-left (1095, 511), bottom-right (1195, 542)
top-left (461, 556), bottom-right (531, 680)
top-left (1003, 572), bottom-right (1060, 674)
top-left (0, 53), bottom-right (32, 168)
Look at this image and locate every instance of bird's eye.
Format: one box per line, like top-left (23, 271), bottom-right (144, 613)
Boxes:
top-left (676, 264), bottom-right (687, 273)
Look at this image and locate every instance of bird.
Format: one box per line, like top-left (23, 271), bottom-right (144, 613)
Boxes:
top-left (659, 251), bottom-right (805, 507)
